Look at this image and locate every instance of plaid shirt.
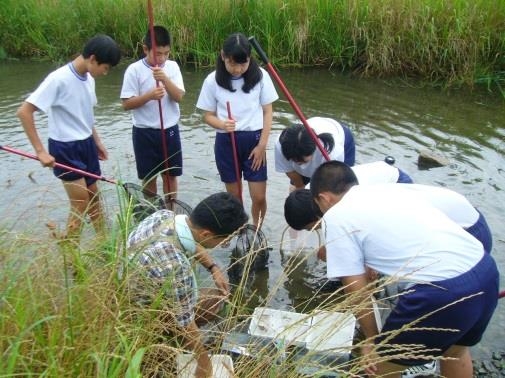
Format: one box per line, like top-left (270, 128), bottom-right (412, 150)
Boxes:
top-left (126, 210), bottom-right (198, 327)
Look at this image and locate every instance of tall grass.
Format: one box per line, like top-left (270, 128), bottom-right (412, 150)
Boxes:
top-left (0, 0), bottom-right (504, 89)
top-left (0, 186), bottom-right (454, 376)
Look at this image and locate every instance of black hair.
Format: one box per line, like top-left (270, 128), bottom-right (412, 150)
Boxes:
top-left (144, 25), bottom-right (171, 49)
top-left (190, 192), bottom-right (248, 235)
top-left (284, 189), bottom-right (323, 230)
top-left (310, 161), bottom-right (359, 197)
top-left (82, 34), bottom-right (121, 66)
top-left (280, 124), bottom-right (335, 162)
top-left (215, 32), bottom-right (262, 93)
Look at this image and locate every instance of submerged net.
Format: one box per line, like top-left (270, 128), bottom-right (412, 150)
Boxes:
top-left (228, 224), bottom-right (270, 284)
top-left (122, 182), bottom-right (192, 221)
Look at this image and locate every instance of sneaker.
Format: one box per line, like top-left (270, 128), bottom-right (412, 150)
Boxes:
top-left (401, 360), bottom-right (437, 378)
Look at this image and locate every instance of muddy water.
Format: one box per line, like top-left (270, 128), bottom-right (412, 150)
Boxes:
top-left (1, 60), bottom-right (504, 359)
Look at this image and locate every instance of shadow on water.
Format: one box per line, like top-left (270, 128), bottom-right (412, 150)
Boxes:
top-left (0, 61), bottom-right (504, 359)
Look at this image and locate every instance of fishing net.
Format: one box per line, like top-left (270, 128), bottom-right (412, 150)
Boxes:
top-left (122, 182), bottom-right (192, 221)
top-left (228, 224), bottom-right (270, 283)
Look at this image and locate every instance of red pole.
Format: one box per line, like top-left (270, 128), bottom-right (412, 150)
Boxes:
top-left (248, 36), bottom-right (331, 162)
top-left (147, 0), bottom-right (171, 195)
top-left (0, 145), bottom-right (117, 184)
top-left (226, 101), bottom-right (243, 204)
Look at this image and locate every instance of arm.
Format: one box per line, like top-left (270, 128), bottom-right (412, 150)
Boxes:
top-left (16, 102), bottom-right (55, 167)
top-left (194, 244), bottom-right (230, 296)
top-left (121, 86), bottom-right (166, 110)
top-left (182, 320), bottom-right (212, 378)
top-left (91, 127), bottom-right (108, 161)
top-left (249, 103), bottom-right (273, 171)
top-left (203, 111), bottom-right (236, 132)
top-left (285, 171), bottom-right (306, 189)
top-left (341, 274), bottom-right (380, 376)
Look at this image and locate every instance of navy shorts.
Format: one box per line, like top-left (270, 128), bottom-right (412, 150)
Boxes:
top-left (48, 136), bottom-right (100, 187)
top-left (466, 209), bottom-right (493, 254)
top-left (377, 253), bottom-right (499, 366)
top-left (214, 130), bottom-right (267, 183)
top-left (132, 125), bottom-right (183, 180)
top-left (397, 168), bottom-right (414, 183)
top-left (342, 123), bottom-right (356, 166)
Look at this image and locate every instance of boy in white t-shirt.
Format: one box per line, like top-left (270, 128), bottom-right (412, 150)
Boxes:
top-left (310, 160), bottom-right (498, 378)
top-left (17, 34), bottom-right (121, 241)
top-left (121, 25), bottom-right (185, 200)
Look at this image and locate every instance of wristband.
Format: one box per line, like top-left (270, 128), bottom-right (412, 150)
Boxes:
top-left (206, 263), bottom-right (217, 272)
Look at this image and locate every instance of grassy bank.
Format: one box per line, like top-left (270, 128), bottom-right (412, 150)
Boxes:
top-left (0, 0), bottom-right (504, 90)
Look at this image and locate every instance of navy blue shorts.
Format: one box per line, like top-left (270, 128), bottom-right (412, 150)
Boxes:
top-left (342, 123), bottom-right (356, 166)
top-left (466, 209), bottom-right (493, 254)
top-left (132, 125), bottom-right (183, 180)
top-left (397, 168), bottom-right (414, 183)
top-left (48, 136), bottom-right (100, 186)
top-left (377, 253), bottom-right (499, 366)
top-left (214, 130), bottom-right (267, 183)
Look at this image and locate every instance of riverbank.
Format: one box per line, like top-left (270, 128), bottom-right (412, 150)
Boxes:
top-left (0, 0), bottom-right (504, 93)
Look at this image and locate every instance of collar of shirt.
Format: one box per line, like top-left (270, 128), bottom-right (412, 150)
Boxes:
top-left (174, 214), bottom-right (196, 256)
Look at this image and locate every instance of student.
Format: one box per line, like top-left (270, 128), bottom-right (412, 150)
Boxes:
top-left (274, 117), bottom-right (356, 189)
top-left (196, 32), bottom-right (279, 227)
top-left (121, 25), bottom-right (185, 200)
top-left (16, 34), bottom-right (121, 241)
top-left (284, 160), bottom-right (413, 231)
top-left (124, 192), bottom-right (248, 378)
top-left (310, 161), bottom-right (499, 378)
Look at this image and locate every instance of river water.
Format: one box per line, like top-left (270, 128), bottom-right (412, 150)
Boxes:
top-left (0, 60), bottom-right (504, 360)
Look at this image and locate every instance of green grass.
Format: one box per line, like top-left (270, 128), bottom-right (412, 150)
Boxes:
top-left (0, 185), bottom-right (454, 376)
top-left (0, 0), bottom-right (504, 90)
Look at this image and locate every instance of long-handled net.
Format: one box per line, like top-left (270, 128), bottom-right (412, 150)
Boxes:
top-left (122, 182), bottom-right (192, 221)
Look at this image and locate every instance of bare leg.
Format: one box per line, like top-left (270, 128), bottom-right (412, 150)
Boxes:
top-left (440, 345), bottom-right (473, 378)
top-left (63, 178), bottom-right (92, 241)
top-left (86, 181), bottom-right (106, 237)
top-left (195, 287), bottom-right (226, 326)
top-left (142, 176), bottom-right (157, 195)
top-left (224, 181), bottom-right (241, 201)
top-left (162, 174), bottom-right (178, 200)
top-left (248, 181), bottom-right (267, 228)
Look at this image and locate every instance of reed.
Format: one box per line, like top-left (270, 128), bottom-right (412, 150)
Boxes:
top-left (0, 0), bottom-right (503, 89)
top-left (0, 183), bottom-right (455, 376)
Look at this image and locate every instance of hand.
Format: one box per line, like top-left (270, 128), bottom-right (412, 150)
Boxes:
top-left (316, 246), bottom-right (326, 261)
top-left (248, 144), bottom-right (266, 171)
top-left (222, 118), bottom-right (236, 133)
top-left (96, 143), bottom-right (108, 161)
top-left (210, 266), bottom-right (230, 297)
top-left (37, 150), bottom-right (55, 168)
top-left (361, 344), bottom-right (379, 376)
top-left (151, 66), bottom-right (168, 83)
top-left (150, 86), bottom-right (166, 101)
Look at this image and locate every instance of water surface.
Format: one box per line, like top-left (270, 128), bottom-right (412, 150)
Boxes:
top-left (1, 60), bottom-right (504, 359)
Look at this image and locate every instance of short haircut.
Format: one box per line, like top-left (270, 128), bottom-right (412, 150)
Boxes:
top-left (82, 34), bottom-right (121, 66)
top-left (284, 189), bottom-right (322, 230)
top-left (190, 192), bottom-right (248, 235)
top-left (280, 124), bottom-right (334, 162)
top-left (310, 160), bottom-right (359, 197)
top-left (144, 25), bottom-right (171, 49)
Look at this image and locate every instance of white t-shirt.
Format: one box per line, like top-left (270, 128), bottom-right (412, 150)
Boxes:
top-left (196, 68), bottom-right (278, 132)
top-left (26, 63), bottom-right (96, 142)
top-left (274, 117), bottom-right (347, 175)
top-left (323, 185), bottom-right (484, 283)
top-left (351, 161), bottom-right (401, 184)
top-left (120, 58), bottom-right (185, 128)
top-left (383, 183), bottom-right (480, 228)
